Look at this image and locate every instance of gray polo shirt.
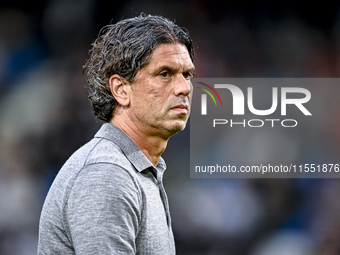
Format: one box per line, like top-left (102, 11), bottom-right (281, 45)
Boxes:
top-left (38, 123), bottom-right (176, 254)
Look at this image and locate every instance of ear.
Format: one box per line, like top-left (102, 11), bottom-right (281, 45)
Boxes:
top-left (109, 74), bottom-right (130, 107)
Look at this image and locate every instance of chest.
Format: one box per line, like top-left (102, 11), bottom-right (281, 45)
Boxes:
top-left (135, 171), bottom-right (175, 254)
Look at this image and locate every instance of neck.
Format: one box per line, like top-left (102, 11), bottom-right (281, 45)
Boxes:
top-left (110, 113), bottom-right (169, 167)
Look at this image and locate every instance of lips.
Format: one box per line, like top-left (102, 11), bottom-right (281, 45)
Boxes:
top-left (170, 104), bottom-right (188, 114)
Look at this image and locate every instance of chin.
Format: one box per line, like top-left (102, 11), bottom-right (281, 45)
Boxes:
top-left (166, 122), bottom-right (187, 136)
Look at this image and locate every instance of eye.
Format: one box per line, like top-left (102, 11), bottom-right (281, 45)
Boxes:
top-left (160, 71), bottom-right (171, 78)
top-left (183, 72), bottom-right (193, 80)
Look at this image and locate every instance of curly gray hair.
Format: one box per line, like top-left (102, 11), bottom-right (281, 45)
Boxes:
top-left (83, 14), bottom-right (194, 122)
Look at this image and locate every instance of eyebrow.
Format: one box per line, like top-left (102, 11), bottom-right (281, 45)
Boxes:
top-left (153, 65), bottom-right (195, 75)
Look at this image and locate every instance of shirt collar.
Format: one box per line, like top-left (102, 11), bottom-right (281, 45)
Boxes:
top-left (94, 123), bottom-right (167, 175)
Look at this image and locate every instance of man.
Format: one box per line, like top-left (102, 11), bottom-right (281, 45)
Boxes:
top-left (38, 14), bottom-right (195, 254)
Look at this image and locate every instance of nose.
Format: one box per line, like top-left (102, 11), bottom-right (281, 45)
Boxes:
top-left (174, 75), bottom-right (192, 97)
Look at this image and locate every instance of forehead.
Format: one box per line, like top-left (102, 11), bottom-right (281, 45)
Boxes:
top-left (147, 43), bottom-right (194, 69)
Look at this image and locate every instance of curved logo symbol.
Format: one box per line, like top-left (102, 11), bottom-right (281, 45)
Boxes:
top-left (197, 82), bottom-right (222, 115)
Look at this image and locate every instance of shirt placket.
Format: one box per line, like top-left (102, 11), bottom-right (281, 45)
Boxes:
top-left (156, 171), bottom-right (171, 228)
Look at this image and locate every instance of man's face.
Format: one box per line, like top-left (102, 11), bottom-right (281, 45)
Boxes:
top-left (128, 43), bottom-right (195, 139)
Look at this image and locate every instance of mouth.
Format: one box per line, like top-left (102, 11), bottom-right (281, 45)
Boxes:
top-left (170, 104), bottom-right (189, 114)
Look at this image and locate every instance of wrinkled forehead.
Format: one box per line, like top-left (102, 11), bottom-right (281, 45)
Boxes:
top-left (147, 43), bottom-right (194, 71)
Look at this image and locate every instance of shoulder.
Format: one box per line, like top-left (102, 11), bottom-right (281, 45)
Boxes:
top-left (60, 136), bottom-right (138, 190)
top-left (71, 163), bottom-right (141, 196)
top-left (84, 137), bottom-right (132, 169)
top-left (56, 135), bottom-right (143, 212)
top-left (64, 164), bottom-right (143, 253)
top-left (64, 163), bottom-right (143, 225)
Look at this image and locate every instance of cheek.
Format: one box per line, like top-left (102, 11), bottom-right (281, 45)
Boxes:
top-left (133, 82), bottom-right (171, 112)
top-left (147, 87), bottom-right (164, 99)
top-left (133, 89), bottom-right (164, 114)
top-left (144, 88), bottom-right (171, 111)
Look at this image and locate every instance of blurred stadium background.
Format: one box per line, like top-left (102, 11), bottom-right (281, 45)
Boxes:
top-left (1, 0), bottom-right (340, 254)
